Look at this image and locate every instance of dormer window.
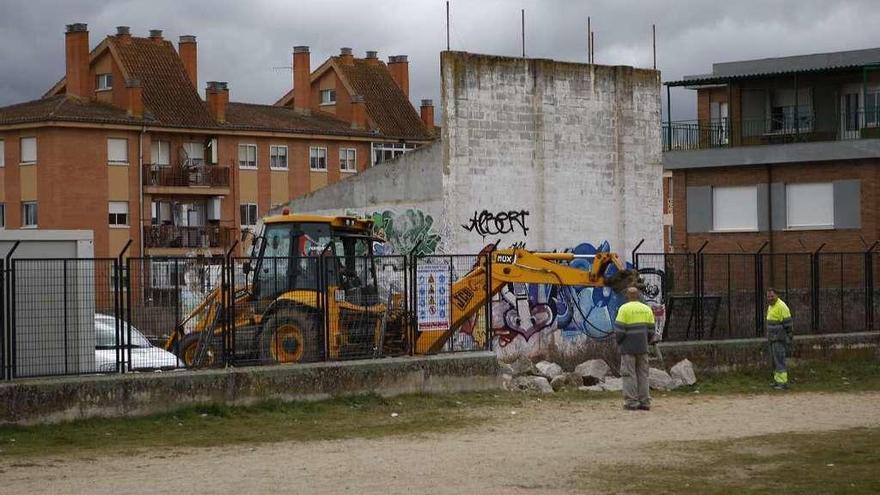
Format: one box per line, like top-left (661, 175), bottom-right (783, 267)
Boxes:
top-left (320, 89), bottom-right (336, 105)
top-left (96, 73), bottom-right (113, 91)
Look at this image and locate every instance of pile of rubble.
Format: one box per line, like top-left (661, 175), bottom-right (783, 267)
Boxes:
top-left (499, 357), bottom-right (697, 394)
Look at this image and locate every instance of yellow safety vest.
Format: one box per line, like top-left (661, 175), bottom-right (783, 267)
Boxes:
top-left (614, 301), bottom-right (655, 354)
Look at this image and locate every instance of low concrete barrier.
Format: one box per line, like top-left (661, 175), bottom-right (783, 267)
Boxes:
top-left (658, 331), bottom-right (880, 372)
top-left (0, 352), bottom-right (500, 425)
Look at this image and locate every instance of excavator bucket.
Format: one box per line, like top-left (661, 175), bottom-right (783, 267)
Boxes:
top-left (605, 268), bottom-right (643, 294)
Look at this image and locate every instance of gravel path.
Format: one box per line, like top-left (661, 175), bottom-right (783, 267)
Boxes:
top-left (3, 391), bottom-right (879, 494)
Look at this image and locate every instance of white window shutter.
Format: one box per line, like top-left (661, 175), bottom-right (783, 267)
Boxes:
top-left (21, 137), bottom-right (36, 163)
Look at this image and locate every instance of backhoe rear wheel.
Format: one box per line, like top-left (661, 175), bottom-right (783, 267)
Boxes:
top-left (260, 307), bottom-right (323, 364)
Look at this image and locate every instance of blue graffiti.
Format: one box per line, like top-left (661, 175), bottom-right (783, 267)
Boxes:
top-left (492, 241), bottom-right (634, 346)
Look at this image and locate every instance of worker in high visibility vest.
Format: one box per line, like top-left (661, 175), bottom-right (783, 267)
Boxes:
top-left (766, 288), bottom-right (793, 390)
top-left (614, 287), bottom-right (655, 411)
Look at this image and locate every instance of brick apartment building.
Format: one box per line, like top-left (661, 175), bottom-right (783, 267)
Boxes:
top-left (663, 47), bottom-right (880, 255)
top-left (0, 24), bottom-right (435, 258)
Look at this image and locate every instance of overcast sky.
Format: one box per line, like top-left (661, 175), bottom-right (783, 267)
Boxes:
top-left (2, 0), bottom-right (880, 120)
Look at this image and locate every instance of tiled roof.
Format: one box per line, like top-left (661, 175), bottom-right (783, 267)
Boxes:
top-left (109, 36), bottom-right (217, 128)
top-left (0, 94), bottom-right (147, 125)
top-left (224, 102), bottom-right (375, 137)
top-left (334, 58), bottom-right (432, 141)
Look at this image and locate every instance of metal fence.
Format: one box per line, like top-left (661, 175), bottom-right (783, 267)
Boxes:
top-left (1, 252), bottom-right (494, 380)
top-left (635, 251), bottom-right (880, 341)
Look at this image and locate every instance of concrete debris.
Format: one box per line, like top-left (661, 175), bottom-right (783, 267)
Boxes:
top-left (550, 372), bottom-right (583, 392)
top-left (511, 375), bottom-right (554, 394)
top-left (578, 385), bottom-right (606, 392)
top-left (498, 362), bottom-right (516, 376)
top-left (508, 356), bottom-right (538, 377)
top-left (649, 368), bottom-right (678, 391)
top-left (670, 359), bottom-right (697, 386)
top-left (574, 359), bottom-right (610, 385)
top-left (601, 376), bottom-right (623, 392)
top-left (577, 376), bottom-right (622, 392)
top-left (501, 374), bottom-right (513, 391)
top-left (535, 361), bottom-right (564, 380)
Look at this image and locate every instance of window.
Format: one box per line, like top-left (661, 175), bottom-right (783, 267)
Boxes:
top-left (320, 89), bottom-right (336, 105)
top-left (866, 90), bottom-right (880, 127)
top-left (20, 137), bottom-right (36, 164)
top-left (770, 88), bottom-right (811, 132)
top-left (0, 203), bottom-right (5, 229)
top-left (786, 183), bottom-right (833, 229)
top-left (372, 142), bottom-right (417, 165)
top-left (107, 138), bottom-right (128, 165)
top-left (238, 144), bottom-right (257, 169)
top-left (712, 186), bottom-right (757, 231)
top-left (151, 140), bottom-right (170, 166)
top-left (182, 142), bottom-right (204, 165)
top-left (240, 203), bottom-right (258, 227)
top-left (96, 73), bottom-right (113, 91)
top-left (270, 145), bottom-right (288, 170)
top-left (309, 147), bottom-right (327, 171)
top-left (22, 202), bottom-right (37, 228)
top-left (109, 201), bottom-right (129, 226)
top-left (0, 139), bottom-right (4, 167)
top-left (340, 148), bottom-right (357, 172)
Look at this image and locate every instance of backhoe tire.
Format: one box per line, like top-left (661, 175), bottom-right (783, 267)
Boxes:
top-left (260, 307), bottom-right (324, 364)
top-left (178, 332), bottom-right (221, 368)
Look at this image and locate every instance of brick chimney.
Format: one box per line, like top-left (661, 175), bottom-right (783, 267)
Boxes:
top-left (293, 46), bottom-right (311, 114)
top-left (206, 81), bottom-right (229, 123)
top-left (351, 95), bottom-right (367, 129)
top-left (178, 35), bottom-right (198, 88)
top-left (339, 47), bottom-right (354, 65)
top-left (149, 29), bottom-right (163, 43)
top-left (115, 25), bottom-right (130, 38)
top-left (126, 79), bottom-right (143, 118)
top-left (365, 50), bottom-right (379, 66)
top-left (64, 23), bottom-right (90, 97)
top-left (387, 55), bottom-right (409, 98)
top-left (420, 99), bottom-right (434, 132)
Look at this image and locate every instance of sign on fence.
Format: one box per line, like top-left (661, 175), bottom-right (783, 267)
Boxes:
top-left (417, 263), bottom-right (450, 332)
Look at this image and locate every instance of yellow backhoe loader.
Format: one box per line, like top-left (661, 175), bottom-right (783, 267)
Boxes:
top-left (165, 211), bottom-right (638, 366)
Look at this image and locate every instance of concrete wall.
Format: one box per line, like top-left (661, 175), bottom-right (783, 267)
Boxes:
top-left (286, 51), bottom-right (664, 359)
top-left (441, 52), bottom-right (663, 255)
top-left (0, 353), bottom-right (500, 425)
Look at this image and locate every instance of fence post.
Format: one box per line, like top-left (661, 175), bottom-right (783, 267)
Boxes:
top-left (864, 242), bottom-right (878, 331)
top-left (811, 243), bottom-right (825, 333)
top-left (631, 239), bottom-right (645, 269)
top-left (4, 242), bottom-right (20, 379)
top-left (223, 241), bottom-right (239, 366)
top-left (695, 241), bottom-right (709, 339)
top-left (755, 242), bottom-right (769, 337)
top-left (116, 240), bottom-right (132, 372)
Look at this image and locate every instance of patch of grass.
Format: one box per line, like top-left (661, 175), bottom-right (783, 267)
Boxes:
top-left (669, 358), bottom-right (880, 396)
top-left (577, 426), bottom-right (880, 494)
top-left (0, 359), bottom-right (877, 460)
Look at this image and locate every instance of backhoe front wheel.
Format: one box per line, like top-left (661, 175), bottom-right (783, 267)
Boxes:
top-left (178, 332), bottom-right (220, 368)
top-left (260, 308), bottom-right (323, 364)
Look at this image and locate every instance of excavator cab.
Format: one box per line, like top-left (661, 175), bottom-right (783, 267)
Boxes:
top-left (166, 211), bottom-right (410, 367)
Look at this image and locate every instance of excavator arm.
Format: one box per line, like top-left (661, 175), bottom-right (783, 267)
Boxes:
top-left (415, 247), bottom-right (638, 354)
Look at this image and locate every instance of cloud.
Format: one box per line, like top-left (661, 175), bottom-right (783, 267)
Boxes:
top-left (2, 0), bottom-right (880, 120)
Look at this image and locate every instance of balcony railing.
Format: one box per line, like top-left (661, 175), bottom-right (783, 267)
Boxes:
top-left (143, 225), bottom-right (236, 249)
top-left (662, 109), bottom-right (880, 151)
top-left (144, 163), bottom-right (230, 188)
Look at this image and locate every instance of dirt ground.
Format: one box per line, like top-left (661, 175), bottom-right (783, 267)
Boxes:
top-left (3, 391), bottom-right (879, 494)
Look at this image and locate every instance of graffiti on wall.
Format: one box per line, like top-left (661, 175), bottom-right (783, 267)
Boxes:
top-left (461, 210), bottom-right (530, 239)
top-left (352, 208), bottom-right (442, 256)
top-left (490, 241), bottom-right (634, 348)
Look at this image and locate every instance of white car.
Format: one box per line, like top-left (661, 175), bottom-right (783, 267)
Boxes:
top-left (95, 314), bottom-right (183, 372)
